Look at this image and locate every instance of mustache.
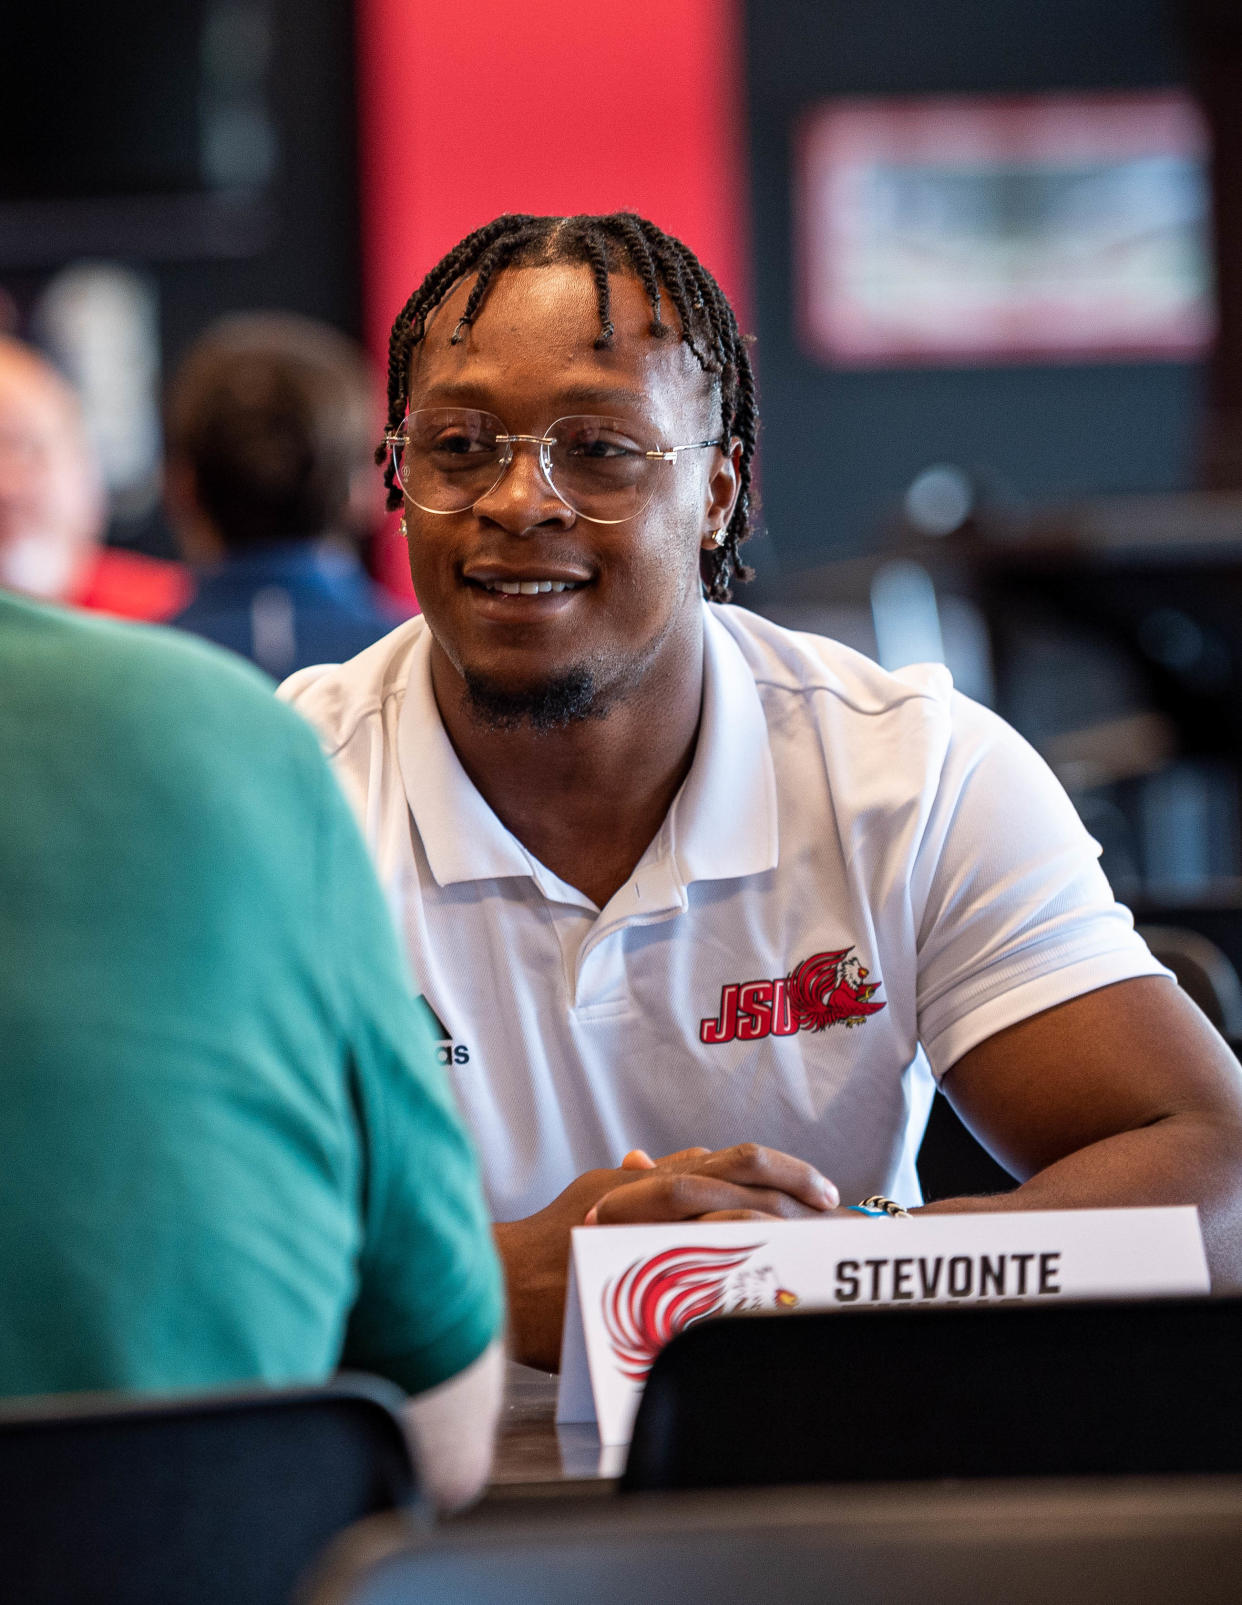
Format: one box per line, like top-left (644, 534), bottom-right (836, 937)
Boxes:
top-left (460, 545), bottom-right (596, 569)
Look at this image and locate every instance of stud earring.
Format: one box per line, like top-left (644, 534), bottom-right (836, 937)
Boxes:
top-left (712, 527), bottom-right (727, 546)
top-left (400, 516), bottom-right (408, 538)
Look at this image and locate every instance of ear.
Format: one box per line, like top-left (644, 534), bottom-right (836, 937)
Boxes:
top-left (163, 459), bottom-right (224, 563)
top-left (699, 437), bottom-right (743, 550)
top-left (343, 461), bottom-right (384, 537)
top-left (162, 457), bottom-right (193, 514)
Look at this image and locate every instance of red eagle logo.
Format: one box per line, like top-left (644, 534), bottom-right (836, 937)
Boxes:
top-left (602, 1243), bottom-right (799, 1382)
top-left (787, 947), bottom-right (887, 1031)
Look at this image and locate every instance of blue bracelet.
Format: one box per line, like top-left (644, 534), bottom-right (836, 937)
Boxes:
top-left (851, 1195), bottom-right (912, 1219)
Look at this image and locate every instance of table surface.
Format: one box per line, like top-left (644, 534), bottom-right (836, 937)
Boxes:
top-left (488, 1362), bottom-right (621, 1493)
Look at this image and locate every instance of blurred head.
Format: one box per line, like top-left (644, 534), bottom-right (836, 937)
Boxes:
top-left (0, 337), bottom-right (104, 599)
top-left (165, 313), bottom-right (375, 558)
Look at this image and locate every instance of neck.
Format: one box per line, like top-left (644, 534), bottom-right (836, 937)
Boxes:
top-left (0, 533), bottom-right (94, 601)
top-left (429, 623), bottom-right (706, 909)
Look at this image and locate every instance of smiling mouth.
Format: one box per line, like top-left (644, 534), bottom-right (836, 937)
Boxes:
top-left (471, 578), bottom-right (586, 595)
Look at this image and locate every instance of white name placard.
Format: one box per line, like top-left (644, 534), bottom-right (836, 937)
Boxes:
top-left (556, 1207), bottom-right (1208, 1446)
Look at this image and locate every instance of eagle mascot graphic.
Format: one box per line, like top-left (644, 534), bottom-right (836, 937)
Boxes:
top-left (788, 947), bottom-right (886, 1030)
top-left (603, 1244), bottom-right (798, 1382)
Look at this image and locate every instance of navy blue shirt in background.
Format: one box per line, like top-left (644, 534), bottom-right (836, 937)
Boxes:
top-left (172, 541), bottom-right (411, 680)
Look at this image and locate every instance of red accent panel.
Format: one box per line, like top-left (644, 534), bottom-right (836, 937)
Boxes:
top-left (356, 0), bottom-right (748, 602)
top-left (72, 546), bottom-right (193, 623)
top-left (356, 0), bottom-right (748, 354)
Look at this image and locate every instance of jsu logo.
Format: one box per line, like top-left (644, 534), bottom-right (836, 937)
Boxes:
top-left (700, 947), bottom-right (886, 1045)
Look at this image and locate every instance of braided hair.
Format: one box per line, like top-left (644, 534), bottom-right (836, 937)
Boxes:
top-left (377, 212), bottom-right (758, 602)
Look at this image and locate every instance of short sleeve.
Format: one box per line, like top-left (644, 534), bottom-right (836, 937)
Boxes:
top-left (913, 692), bottom-right (1169, 1079)
top-left (313, 761), bottom-right (503, 1395)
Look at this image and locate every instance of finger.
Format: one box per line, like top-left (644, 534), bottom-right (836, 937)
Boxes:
top-left (649, 1146), bottom-right (712, 1165)
top-left (619, 1149), bottom-right (657, 1170)
top-left (697, 1209), bottom-right (782, 1222)
top-left (676, 1143), bottom-right (839, 1210)
top-left (589, 1174), bottom-right (831, 1226)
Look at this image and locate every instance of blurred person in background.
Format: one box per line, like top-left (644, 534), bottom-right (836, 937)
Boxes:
top-left (165, 312), bottom-right (409, 680)
top-left (0, 335), bottom-right (188, 619)
top-left (0, 591), bottom-right (503, 1510)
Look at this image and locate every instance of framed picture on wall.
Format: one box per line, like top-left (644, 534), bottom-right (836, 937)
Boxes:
top-left (797, 90), bottom-right (1216, 367)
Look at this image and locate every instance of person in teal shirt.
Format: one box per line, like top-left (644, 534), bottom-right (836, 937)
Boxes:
top-left (0, 590), bottom-right (503, 1508)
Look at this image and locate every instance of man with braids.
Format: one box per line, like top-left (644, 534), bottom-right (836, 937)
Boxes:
top-left (282, 212), bottom-right (1242, 1372)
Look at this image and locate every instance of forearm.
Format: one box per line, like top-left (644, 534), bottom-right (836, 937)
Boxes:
top-left (493, 1219), bottom-right (567, 1373)
top-left (919, 1112), bottom-right (1242, 1292)
top-left (401, 1337), bottom-right (505, 1512)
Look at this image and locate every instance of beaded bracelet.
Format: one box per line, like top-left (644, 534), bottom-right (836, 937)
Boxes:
top-left (849, 1194), bottom-right (911, 1219)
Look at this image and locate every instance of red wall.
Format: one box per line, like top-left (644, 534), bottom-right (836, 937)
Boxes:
top-left (354, 1), bottom-right (749, 597)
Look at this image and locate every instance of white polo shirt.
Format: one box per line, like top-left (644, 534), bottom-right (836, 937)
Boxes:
top-left (280, 603), bottom-right (1165, 1218)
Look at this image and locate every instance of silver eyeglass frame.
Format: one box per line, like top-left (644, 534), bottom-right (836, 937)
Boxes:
top-left (384, 412), bottom-right (723, 526)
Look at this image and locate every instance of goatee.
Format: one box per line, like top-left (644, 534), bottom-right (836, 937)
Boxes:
top-left (463, 667), bottom-right (605, 731)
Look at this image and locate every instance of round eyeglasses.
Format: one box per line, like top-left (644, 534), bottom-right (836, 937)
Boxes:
top-left (384, 409), bottom-right (722, 525)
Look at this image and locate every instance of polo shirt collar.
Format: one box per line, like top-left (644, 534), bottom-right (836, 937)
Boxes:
top-left (398, 627), bottom-right (536, 886)
top-left (670, 606), bottom-right (778, 884)
top-left (397, 605), bottom-right (779, 893)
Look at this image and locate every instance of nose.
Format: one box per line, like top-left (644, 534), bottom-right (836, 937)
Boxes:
top-left (470, 439), bottom-right (575, 537)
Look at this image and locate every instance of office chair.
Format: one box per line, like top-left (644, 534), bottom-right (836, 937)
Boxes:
top-left (1137, 923), bottom-right (1242, 1040)
top-left (306, 1479), bottom-right (1242, 1605)
top-left (622, 1297), bottom-right (1242, 1492)
top-left (0, 1374), bottom-right (421, 1605)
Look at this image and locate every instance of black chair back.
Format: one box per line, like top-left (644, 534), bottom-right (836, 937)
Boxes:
top-left (1138, 923), bottom-right (1242, 1039)
top-left (623, 1296), bottom-right (1242, 1491)
top-left (306, 1480), bottom-right (1242, 1605)
top-left (0, 1374), bottom-right (420, 1605)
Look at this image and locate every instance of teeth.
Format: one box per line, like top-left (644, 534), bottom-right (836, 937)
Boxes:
top-left (483, 579), bottom-right (580, 595)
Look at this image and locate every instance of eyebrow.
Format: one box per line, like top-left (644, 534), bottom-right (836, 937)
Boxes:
top-left (413, 382), bottom-right (653, 413)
